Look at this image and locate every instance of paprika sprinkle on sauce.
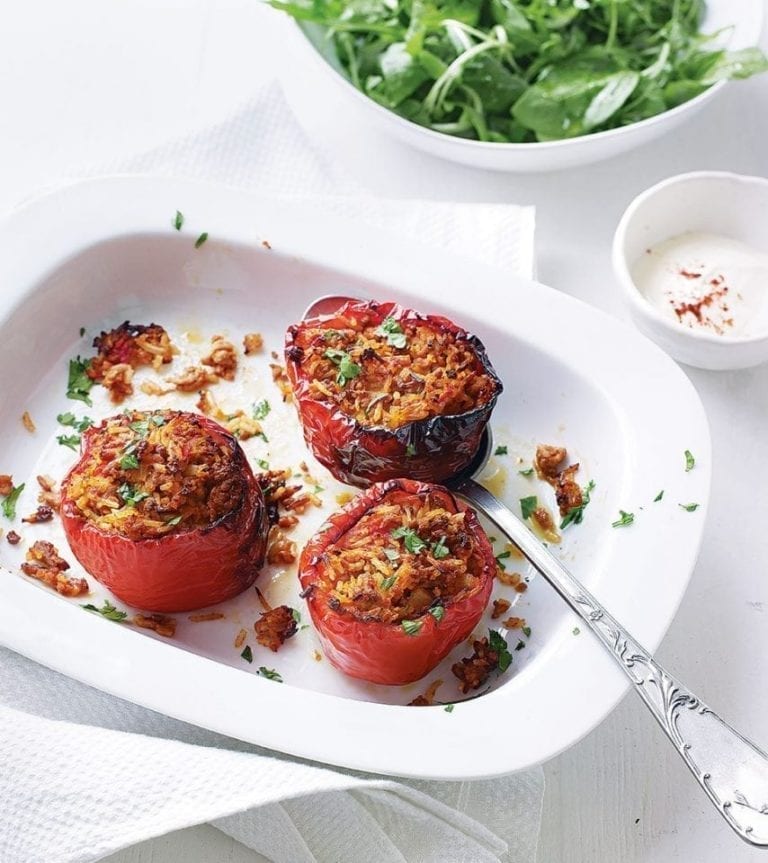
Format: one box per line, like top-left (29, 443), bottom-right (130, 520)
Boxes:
top-left (632, 232), bottom-right (768, 338)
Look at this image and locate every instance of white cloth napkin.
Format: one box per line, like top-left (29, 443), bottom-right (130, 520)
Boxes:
top-left (0, 82), bottom-right (541, 863)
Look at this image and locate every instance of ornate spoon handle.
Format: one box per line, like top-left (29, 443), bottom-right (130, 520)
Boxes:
top-left (459, 478), bottom-right (768, 847)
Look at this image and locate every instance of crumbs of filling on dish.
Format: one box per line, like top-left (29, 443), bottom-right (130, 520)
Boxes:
top-left (318, 489), bottom-right (485, 624)
top-left (451, 637), bottom-right (500, 693)
top-left (88, 322), bottom-right (176, 403)
top-left (290, 314), bottom-right (498, 429)
top-left (63, 410), bottom-right (246, 540)
top-left (21, 540), bottom-right (89, 596)
top-left (408, 678), bottom-right (443, 706)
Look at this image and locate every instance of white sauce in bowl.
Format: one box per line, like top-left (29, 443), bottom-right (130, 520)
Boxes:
top-left (631, 232), bottom-right (768, 338)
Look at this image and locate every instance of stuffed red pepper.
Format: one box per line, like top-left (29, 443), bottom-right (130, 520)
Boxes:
top-left (285, 300), bottom-right (501, 485)
top-left (60, 409), bottom-right (268, 612)
top-left (299, 478), bottom-right (495, 685)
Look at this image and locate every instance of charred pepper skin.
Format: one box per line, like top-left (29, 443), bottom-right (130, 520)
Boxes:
top-left (285, 300), bottom-right (502, 486)
top-left (60, 413), bottom-right (269, 613)
top-left (298, 478), bottom-right (496, 685)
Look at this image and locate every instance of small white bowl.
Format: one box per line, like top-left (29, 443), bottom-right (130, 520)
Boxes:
top-left (277, 0), bottom-right (763, 173)
top-left (612, 171), bottom-right (768, 370)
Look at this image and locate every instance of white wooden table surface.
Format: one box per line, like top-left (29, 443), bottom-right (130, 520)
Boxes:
top-left (2, 2), bottom-right (767, 861)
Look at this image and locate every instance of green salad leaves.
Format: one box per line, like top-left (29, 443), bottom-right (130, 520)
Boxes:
top-left (271, 0), bottom-right (767, 142)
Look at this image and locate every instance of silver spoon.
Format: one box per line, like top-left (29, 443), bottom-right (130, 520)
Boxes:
top-left (301, 295), bottom-right (768, 846)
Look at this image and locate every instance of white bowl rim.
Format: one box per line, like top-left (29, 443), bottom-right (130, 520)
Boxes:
top-left (287, 5), bottom-right (763, 154)
top-left (612, 170), bottom-right (768, 347)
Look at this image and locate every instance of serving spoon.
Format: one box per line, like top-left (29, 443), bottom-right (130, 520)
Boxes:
top-left (301, 295), bottom-right (768, 846)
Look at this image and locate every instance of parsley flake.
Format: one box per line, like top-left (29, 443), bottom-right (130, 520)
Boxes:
top-left (81, 600), bottom-right (128, 622)
top-left (684, 450), bottom-right (695, 472)
top-left (381, 574), bottom-right (397, 590)
top-left (560, 479), bottom-right (595, 530)
top-left (494, 445), bottom-right (508, 456)
top-left (679, 502), bottom-right (699, 512)
top-left (489, 629), bottom-right (512, 672)
top-left (173, 210), bottom-right (184, 231)
top-left (401, 619), bottom-right (423, 636)
top-left (57, 412), bottom-right (93, 433)
top-left (520, 496), bottom-right (538, 520)
top-left (495, 550), bottom-right (511, 562)
top-left (522, 625), bottom-right (532, 638)
top-left (56, 434), bottom-right (81, 451)
top-left (406, 443), bottom-right (417, 457)
top-left (255, 458), bottom-right (270, 471)
top-left (120, 452), bottom-right (140, 470)
top-left (444, 704), bottom-right (455, 713)
top-left (258, 666), bottom-right (283, 682)
top-left (79, 327), bottom-right (86, 337)
top-left (376, 317), bottom-right (407, 348)
top-left (166, 515), bottom-right (182, 526)
top-left (573, 627), bottom-right (581, 635)
top-left (429, 605), bottom-right (445, 622)
top-left (654, 490), bottom-right (664, 502)
top-left (611, 510), bottom-right (635, 528)
top-left (518, 468), bottom-right (534, 477)
top-left (66, 357), bottom-right (94, 406)
top-left (291, 608), bottom-right (302, 624)
top-left (241, 645), bottom-right (253, 663)
top-left (118, 483), bottom-right (150, 507)
top-left (324, 348), bottom-right (361, 386)
top-left (391, 526), bottom-right (428, 554)
top-left (431, 536), bottom-right (450, 559)
top-left (194, 231), bottom-right (208, 248)
top-left (252, 399), bottom-right (271, 420)
top-left (1, 483), bottom-right (24, 520)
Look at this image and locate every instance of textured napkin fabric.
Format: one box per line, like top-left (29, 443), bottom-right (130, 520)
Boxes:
top-left (0, 82), bottom-right (541, 863)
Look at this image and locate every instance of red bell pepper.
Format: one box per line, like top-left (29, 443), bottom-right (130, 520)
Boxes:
top-left (299, 478), bottom-right (495, 685)
top-left (285, 300), bottom-right (501, 486)
top-left (60, 411), bottom-right (268, 613)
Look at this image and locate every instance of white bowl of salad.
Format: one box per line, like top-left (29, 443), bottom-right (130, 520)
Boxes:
top-left (272, 0), bottom-right (766, 172)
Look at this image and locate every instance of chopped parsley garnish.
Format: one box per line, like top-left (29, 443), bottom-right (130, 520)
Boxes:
top-left (322, 329), bottom-right (341, 342)
top-left (489, 629), bottom-right (512, 672)
top-left (520, 495), bottom-right (538, 520)
top-left (57, 412), bottom-right (93, 433)
top-left (79, 327), bottom-right (86, 337)
top-left (194, 231), bottom-right (208, 248)
top-left (81, 600), bottom-right (128, 622)
top-left (684, 450), bottom-right (695, 471)
top-left (291, 608), bottom-right (302, 624)
top-left (518, 467), bottom-right (534, 477)
top-left (381, 574), bottom-right (397, 590)
top-left (173, 210), bottom-right (184, 231)
top-left (376, 317), bottom-right (407, 348)
top-left (429, 605), bottom-right (445, 622)
top-left (431, 536), bottom-right (450, 559)
top-left (118, 483), bottom-right (150, 506)
top-left (494, 445), bottom-right (508, 456)
top-left (313, 485), bottom-right (324, 494)
top-left (573, 627), bottom-right (581, 635)
top-left (166, 515), bottom-right (183, 526)
top-left (405, 443), bottom-right (417, 457)
top-left (252, 399), bottom-right (271, 420)
top-left (401, 619), bottom-right (423, 636)
top-left (66, 357), bottom-right (94, 406)
top-left (391, 526), bottom-right (428, 554)
top-left (522, 625), bottom-right (532, 638)
top-left (258, 431), bottom-right (269, 444)
top-left (679, 502), bottom-right (699, 512)
top-left (255, 458), bottom-right (270, 471)
top-left (324, 348), bottom-right (361, 386)
top-left (383, 547), bottom-right (400, 562)
top-left (495, 550), bottom-right (511, 562)
top-left (560, 479), bottom-right (596, 530)
top-left (258, 666), bottom-right (283, 682)
top-left (120, 452), bottom-right (140, 470)
top-left (1, 483), bottom-right (24, 520)
top-left (515, 639), bottom-right (526, 651)
top-left (241, 645), bottom-right (253, 663)
top-left (654, 490), bottom-right (664, 502)
top-left (56, 434), bottom-right (81, 451)
top-left (444, 704), bottom-right (455, 713)
top-left (611, 510), bottom-right (635, 528)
